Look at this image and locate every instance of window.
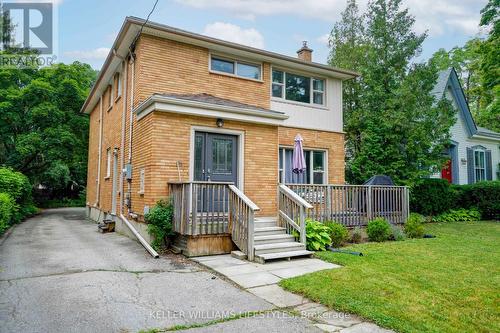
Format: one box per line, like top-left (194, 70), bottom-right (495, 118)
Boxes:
top-left (210, 55), bottom-right (261, 80)
top-left (106, 148), bottom-right (111, 178)
top-left (116, 73), bottom-right (122, 98)
top-left (278, 147), bottom-right (325, 184)
top-left (139, 168), bottom-right (145, 194)
top-left (108, 85), bottom-right (113, 108)
top-left (474, 149), bottom-right (486, 182)
top-left (272, 69), bottom-right (325, 105)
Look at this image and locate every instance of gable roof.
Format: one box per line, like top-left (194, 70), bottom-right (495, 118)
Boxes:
top-left (81, 16), bottom-right (359, 114)
top-left (432, 68), bottom-right (477, 137)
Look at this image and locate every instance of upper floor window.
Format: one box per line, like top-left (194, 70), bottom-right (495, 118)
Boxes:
top-left (272, 69), bottom-right (325, 106)
top-left (474, 149), bottom-right (486, 182)
top-left (106, 148), bottom-right (111, 178)
top-left (210, 55), bottom-right (261, 80)
top-left (115, 72), bottom-right (122, 98)
top-left (108, 85), bottom-right (113, 108)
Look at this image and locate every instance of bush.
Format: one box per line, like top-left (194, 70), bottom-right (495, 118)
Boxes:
top-left (145, 199), bottom-right (174, 250)
top-left (432, 209), bottom-right (481, 223)
top-left (0, 193), bottom-right (16, 233)
top-left (351, 227), bottom-right (363, 243)
top-left (405, 213), bottom-right (425, 238)
top-left (454, 181), bottom-right (500, 220)
top-left (366, 218), bottom-right (392, 242)
top-left (0, 168), bottom-right (34, 223)
top-left (391, 225), bottom-right (407, 241)
top-left (324, 221), bottom-right (349, 248)
top-left (410, 179), bottom-right (458, 216)
top-left (301, 219), bottom-right (331, 251)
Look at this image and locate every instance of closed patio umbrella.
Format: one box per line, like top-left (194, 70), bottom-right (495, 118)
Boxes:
top-left (292, 134), bottom-right (306, 174)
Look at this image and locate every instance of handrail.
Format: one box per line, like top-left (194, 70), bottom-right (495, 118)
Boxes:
top-left (279, 184), bottom-right (313, 209)
top-left (168, 181), bottom-right (234, 185)
top-left (228, 185), bottom-right (260, 211)
top-left (286, 183), bottom-right (407, 189)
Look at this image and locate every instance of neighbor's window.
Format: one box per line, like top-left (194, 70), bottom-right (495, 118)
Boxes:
top-left (474, 149), bottom-right (486, 182)
top-left (278, 147), bottom-right (325, 184)
top-left (106, 148), bottom-right (111, 178)
top-left (272, 69), bottom-right (325, 105)
top-left (210, 56), bottom-right (261, 80)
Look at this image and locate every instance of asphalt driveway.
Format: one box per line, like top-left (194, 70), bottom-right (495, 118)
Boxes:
top-left (0, 208), bottom-right (320, 333)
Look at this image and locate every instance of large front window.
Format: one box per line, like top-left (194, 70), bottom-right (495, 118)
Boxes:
top-left (272, 69), bottom-right (325, 105)
top-left (279, 147), bottom-right (325, 184)
top-left (474, 150), bottom-right (486, 182)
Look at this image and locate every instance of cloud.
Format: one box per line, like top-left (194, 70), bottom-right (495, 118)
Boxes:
top-left (177, 0), bottom-right (484, 36)
top-left (316, 33), bottom-right (330, 46)
top-left (202, 22), bottom-right (264, 48)
top-left (64, 47), bottom-right (110, 60)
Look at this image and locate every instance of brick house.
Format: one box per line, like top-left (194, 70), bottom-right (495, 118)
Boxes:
top-left (83, 17), bottom-right (370, 261)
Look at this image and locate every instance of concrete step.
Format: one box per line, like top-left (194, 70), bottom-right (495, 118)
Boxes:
top-left (254, 234), bottom-right (296, 245)
top-left (255, 216), bottom-right (278, 223)
top-left (254, 249), bottom-right (314, 263)
top-left (254, 241), bottom-right (306, 255)
top-left (254, 226), bottom-right (287, 236)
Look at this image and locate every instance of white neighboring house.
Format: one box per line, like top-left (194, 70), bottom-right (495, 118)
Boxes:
top-left (431, 68), bottom-right (500, 185)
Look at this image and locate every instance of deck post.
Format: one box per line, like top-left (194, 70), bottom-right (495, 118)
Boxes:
top-left (367, 185), bottom-right (373, 222)
top-left (299, 205), bottom-right (306, 245)
top-left (247, 209), bottom-right (255, 261)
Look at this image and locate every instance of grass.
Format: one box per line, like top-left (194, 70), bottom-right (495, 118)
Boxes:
top-left (280, 221), bottom-right (500, 333)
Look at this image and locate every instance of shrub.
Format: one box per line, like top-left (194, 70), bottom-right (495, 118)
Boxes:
top-left (324, 221), bottom-right (349, 248)
top-left (0, 168), bottom-right (33, 223)
top-left (410, 179), bottom-right (459, 216)
top-left (0, 193), bottom-right (16, 233)
top-left (301, 219), bottom-right (331, 251)
top-left (404, 213), bottom-right (425, 238)
top-left (366, 218), bottom-right (392, 242)
top-left (454, 181), bottom-right (500, 220)
top-left (145, 199), bottom-right (174, 250)
top-left (391, 225), bottom-right (407, 241)
top-left (432, 209), bottom-right (481, 223)
top-left (351, 227), bottom-right (363, 243)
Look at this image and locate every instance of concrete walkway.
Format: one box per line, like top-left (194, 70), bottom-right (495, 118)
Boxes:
top-left (192, 255), bottom-right (395, 333)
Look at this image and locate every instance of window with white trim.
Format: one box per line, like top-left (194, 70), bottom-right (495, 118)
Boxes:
top-left (272, 69), bottom-right (325, 105)
top-left (278, 147), bottom-right (325, 184)
top-left (210, 55), bottom-right (261, 80)
top-left (106, 148), bottom-right (111, 178)
top-left (474, 149), bottom-right (486, 182)
top-left (116, 72), bottom-right (122, 98)
top-left (108, 85), bottom-right (113, 108)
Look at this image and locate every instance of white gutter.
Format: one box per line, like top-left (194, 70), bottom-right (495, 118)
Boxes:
top-left (95, 96), bottom-right (103, 206)
top-left (120, 214), bottom-right (159, 258)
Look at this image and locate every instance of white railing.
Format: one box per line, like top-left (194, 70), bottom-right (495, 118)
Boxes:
top-left (278, 184), bottom-right (313, 245)
top-left (286, 184), bottom-right (409, 226)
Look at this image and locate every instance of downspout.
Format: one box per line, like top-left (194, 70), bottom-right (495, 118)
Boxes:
top-left (119, 58), bottom-right (128, 214)
top-left (95, 96), bottom-right (103, 207)
top-left (128, 54), bottom-right (135, 165)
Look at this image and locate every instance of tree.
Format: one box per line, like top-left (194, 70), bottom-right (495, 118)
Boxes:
top-left (328, 0), bottom-right (455, 184)
top-left (0, 60), bottom-right (97, 200)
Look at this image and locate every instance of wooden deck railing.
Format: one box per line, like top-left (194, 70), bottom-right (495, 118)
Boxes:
top-left (168, 181), bottom-right (260, 259)
top-left (278, 184), bottom-right (313, 245)
top-left (168, 181), bottom-right (232, 235)
top-left (228, 185), bottom-right (260, 261)
top-left (286, 184), bottom-right (409, 226)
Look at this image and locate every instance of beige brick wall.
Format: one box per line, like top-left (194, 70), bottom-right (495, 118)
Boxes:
top-left (133, 34), bottom-right (271, 109)
top-left (278, 127), bottom-right (345, 184)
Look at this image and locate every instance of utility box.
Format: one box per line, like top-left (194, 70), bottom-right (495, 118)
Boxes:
top-left (124, 163), bottom-right (132, 180)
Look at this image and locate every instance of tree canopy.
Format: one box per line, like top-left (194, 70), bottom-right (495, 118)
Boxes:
top-left (0, 58), bottom-right (97, 199)
top-left (328, 0), bottom-right (455, 185)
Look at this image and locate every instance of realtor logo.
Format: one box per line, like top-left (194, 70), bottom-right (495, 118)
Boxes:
top-left (1, 1), bottom-right (54, 54)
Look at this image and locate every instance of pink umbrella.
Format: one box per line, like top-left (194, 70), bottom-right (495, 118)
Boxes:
top-left (292, 134), bottom-right (306, 174)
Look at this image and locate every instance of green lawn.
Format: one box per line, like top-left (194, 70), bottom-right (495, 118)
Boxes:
top-left (280, 222), bottom-right (500, 333)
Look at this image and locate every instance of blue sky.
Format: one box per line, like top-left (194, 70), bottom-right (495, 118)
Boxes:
top-left (56, 0), bottom-right (488, 69)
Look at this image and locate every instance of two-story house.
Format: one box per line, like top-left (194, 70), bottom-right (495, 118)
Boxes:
top-left (83, 17), bottom-right (360, 261)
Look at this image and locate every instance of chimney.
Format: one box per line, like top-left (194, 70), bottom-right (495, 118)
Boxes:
top-left (297, 41), bottom-right (313, 62)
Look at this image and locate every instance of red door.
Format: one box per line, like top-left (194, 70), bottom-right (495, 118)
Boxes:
top-left (441, 160), bottom-right (452, 183)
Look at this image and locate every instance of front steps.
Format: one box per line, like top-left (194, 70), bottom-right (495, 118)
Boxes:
top-left (253, 217), bottom-right (312, 263)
